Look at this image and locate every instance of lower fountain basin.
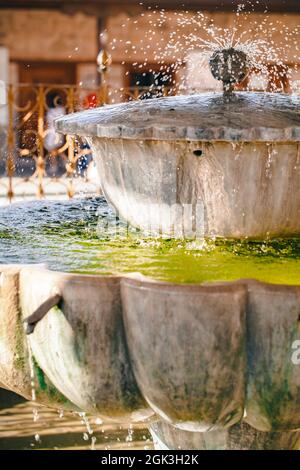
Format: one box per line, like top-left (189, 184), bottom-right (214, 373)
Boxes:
top-left (1, 264), bottom-right (300, 444)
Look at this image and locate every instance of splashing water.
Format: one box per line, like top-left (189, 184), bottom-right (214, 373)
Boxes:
top-left (26, 338), bottom-right (41, 446)
top-left (126, 424), bottom-right (134, 445)
top-left (77, 411), bottom-right (96, 449)
top-left (105, 1), bottom-right (300, 98)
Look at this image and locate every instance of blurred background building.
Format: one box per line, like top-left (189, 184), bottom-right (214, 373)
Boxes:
top-left (1, 1), bottom-right (300, 91)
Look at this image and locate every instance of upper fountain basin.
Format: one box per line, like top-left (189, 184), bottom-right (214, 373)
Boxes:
top-left (55, 92), bottom-right (300, 238)
top-left (55, 92), bottom-right (300, 142)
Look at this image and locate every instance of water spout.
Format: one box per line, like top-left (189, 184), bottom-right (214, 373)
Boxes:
top-left (209, 47), bottom-right (249, 96)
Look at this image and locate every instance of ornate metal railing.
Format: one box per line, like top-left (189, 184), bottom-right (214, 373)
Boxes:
top-left (0, 83), bottom-right (174, 202)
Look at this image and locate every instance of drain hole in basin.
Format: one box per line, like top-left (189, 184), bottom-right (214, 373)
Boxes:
top-left (193, 149), bottom-right (203, 157)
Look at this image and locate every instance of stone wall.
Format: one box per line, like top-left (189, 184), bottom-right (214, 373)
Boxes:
top-left (0, 9), bottom-right (97, 61)
top-left (0, 9), bottom-right (98, 87)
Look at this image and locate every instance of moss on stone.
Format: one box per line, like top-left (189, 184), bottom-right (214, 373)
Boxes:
top-left (32, 355), bottom-right (74, 407)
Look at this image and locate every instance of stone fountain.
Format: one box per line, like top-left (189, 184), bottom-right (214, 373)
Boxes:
top-left (56, 48), bottom-right (300, 239)
top-left (1, 48), bottom-right (300, 450)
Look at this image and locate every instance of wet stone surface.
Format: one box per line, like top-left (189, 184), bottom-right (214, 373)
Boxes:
top-left (56, 92), bottom-right (300, 142)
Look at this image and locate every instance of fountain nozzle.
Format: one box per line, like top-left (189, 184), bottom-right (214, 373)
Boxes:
top-left (209, 47), bottom-right (249, 95)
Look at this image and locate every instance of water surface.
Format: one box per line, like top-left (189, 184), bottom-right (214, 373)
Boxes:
top-left (0, 197), bottom-right (299, 285)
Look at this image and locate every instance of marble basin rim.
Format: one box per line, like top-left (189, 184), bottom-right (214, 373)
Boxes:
top-left (55, 91), bottom-right (300, 239)
top-left (1, 263), bottom-right (300, 441)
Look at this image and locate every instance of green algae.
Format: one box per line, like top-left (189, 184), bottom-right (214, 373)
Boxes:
top-left (69, 236), bottom-right (300, 285)
top-left (248, 321), bottom-right (300, 429)
top-left (32, 355), bottom-right (73, 407)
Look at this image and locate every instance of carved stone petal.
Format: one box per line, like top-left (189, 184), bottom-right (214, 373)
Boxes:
top-left (19, 267), bottom-right (152, 422)
top-left (0, 267), bottom-right (30, 399)
top-left (245, 282), bottom-right (300, 431)
top-left (121, 277), bottom-right (247, 432)
top-left (0, 266), bottom-right (74, 410)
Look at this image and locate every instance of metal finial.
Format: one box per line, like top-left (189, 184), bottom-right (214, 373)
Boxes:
top-left (209, 47), bottom-right (249, 95)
